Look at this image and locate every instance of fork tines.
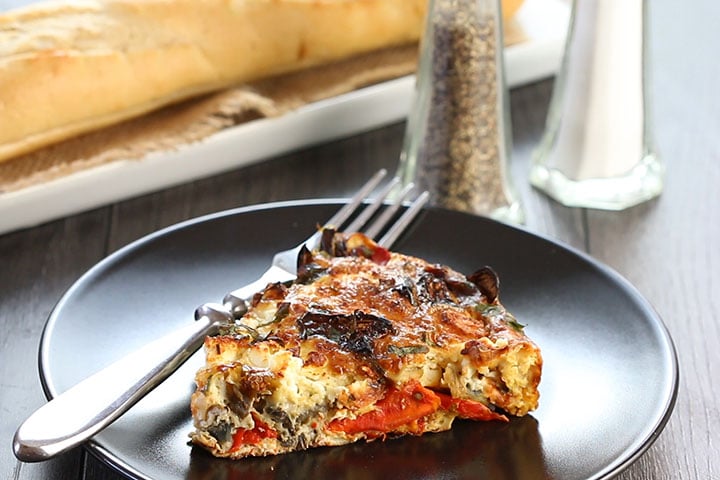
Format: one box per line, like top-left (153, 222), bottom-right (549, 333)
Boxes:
top-left (327, 169), bottom-right (429, 249)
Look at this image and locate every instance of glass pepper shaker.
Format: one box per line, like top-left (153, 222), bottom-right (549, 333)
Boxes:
top-left (396, 0), bottom-right (524, 224)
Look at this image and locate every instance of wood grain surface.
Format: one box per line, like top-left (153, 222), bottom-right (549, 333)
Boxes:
top-left (1, 0), bottom-right (719, 479)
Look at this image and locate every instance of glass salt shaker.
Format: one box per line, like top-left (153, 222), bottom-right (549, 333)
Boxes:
top-left (530, 0), bottom-right (663, 210)
top-left (396, 0), bottom-right (524, 224)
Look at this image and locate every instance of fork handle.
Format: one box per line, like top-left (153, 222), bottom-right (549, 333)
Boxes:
top-left (13, 303), bottom-right (232, 462)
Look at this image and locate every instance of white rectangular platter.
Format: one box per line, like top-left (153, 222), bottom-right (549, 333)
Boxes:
top-left (0, 0), bottom-right (570, 235)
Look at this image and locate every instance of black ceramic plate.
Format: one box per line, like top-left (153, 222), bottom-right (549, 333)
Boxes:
top-left (39, 201), bottom-right (678, 480)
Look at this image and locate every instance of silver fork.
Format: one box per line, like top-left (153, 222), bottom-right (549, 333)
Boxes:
top-left (13, 169), bottom-right (429, 463)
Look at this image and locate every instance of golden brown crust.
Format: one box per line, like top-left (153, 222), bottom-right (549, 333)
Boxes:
top-left (190, 230), bottom-right (542, 459)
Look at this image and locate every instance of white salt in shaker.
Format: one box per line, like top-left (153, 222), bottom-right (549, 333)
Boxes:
top-left (530, 0), bottom-right (663, 210)
top-left (397, 0), bottom-right (524, 224)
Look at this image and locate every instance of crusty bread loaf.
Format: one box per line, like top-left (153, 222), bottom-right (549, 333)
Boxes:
top-left (0, 0), bottom-right (426, 163)
top-left (0, 0), bottom-right (525, 164)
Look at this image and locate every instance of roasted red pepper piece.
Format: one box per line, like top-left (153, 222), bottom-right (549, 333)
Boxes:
top-left (328, 380), bottom-right (441, 435)
top-left (437, 392), bottom-right (508, 422)
top-left (370, 245), bottom-right (391, 265)
top-left (230, 413), bottom-right (278, 450)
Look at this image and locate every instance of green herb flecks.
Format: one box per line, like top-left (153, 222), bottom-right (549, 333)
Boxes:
top-left (475, 302), bottom-right (525, 333)
top-left (474, 303), bottom-right (503, 318)
top-left (505, 314), bottom-right (526, 333)
top-left (387, 344), bottom-right (430, 356)
top-left (257, 301), bottom-right (291, 328)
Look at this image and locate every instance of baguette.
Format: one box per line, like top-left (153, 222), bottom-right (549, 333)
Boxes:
top-left (0, 0), bottom-right (526, 165)
top-left (0, 0), bottom-right (426, 163)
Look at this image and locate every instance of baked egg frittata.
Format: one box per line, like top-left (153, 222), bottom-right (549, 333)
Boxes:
top-left (190, 230), bottom-right (542, 458)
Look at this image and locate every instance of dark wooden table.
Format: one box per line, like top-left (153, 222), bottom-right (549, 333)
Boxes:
top-left (2, 1), bottom-right (719, 479)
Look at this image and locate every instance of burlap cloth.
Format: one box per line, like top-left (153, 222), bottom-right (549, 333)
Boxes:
top-left (0, 22), bottom-right (525, 194)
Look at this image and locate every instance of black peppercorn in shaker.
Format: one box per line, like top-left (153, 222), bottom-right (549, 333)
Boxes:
top-left (397, 0), bottom-right (523, 223)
